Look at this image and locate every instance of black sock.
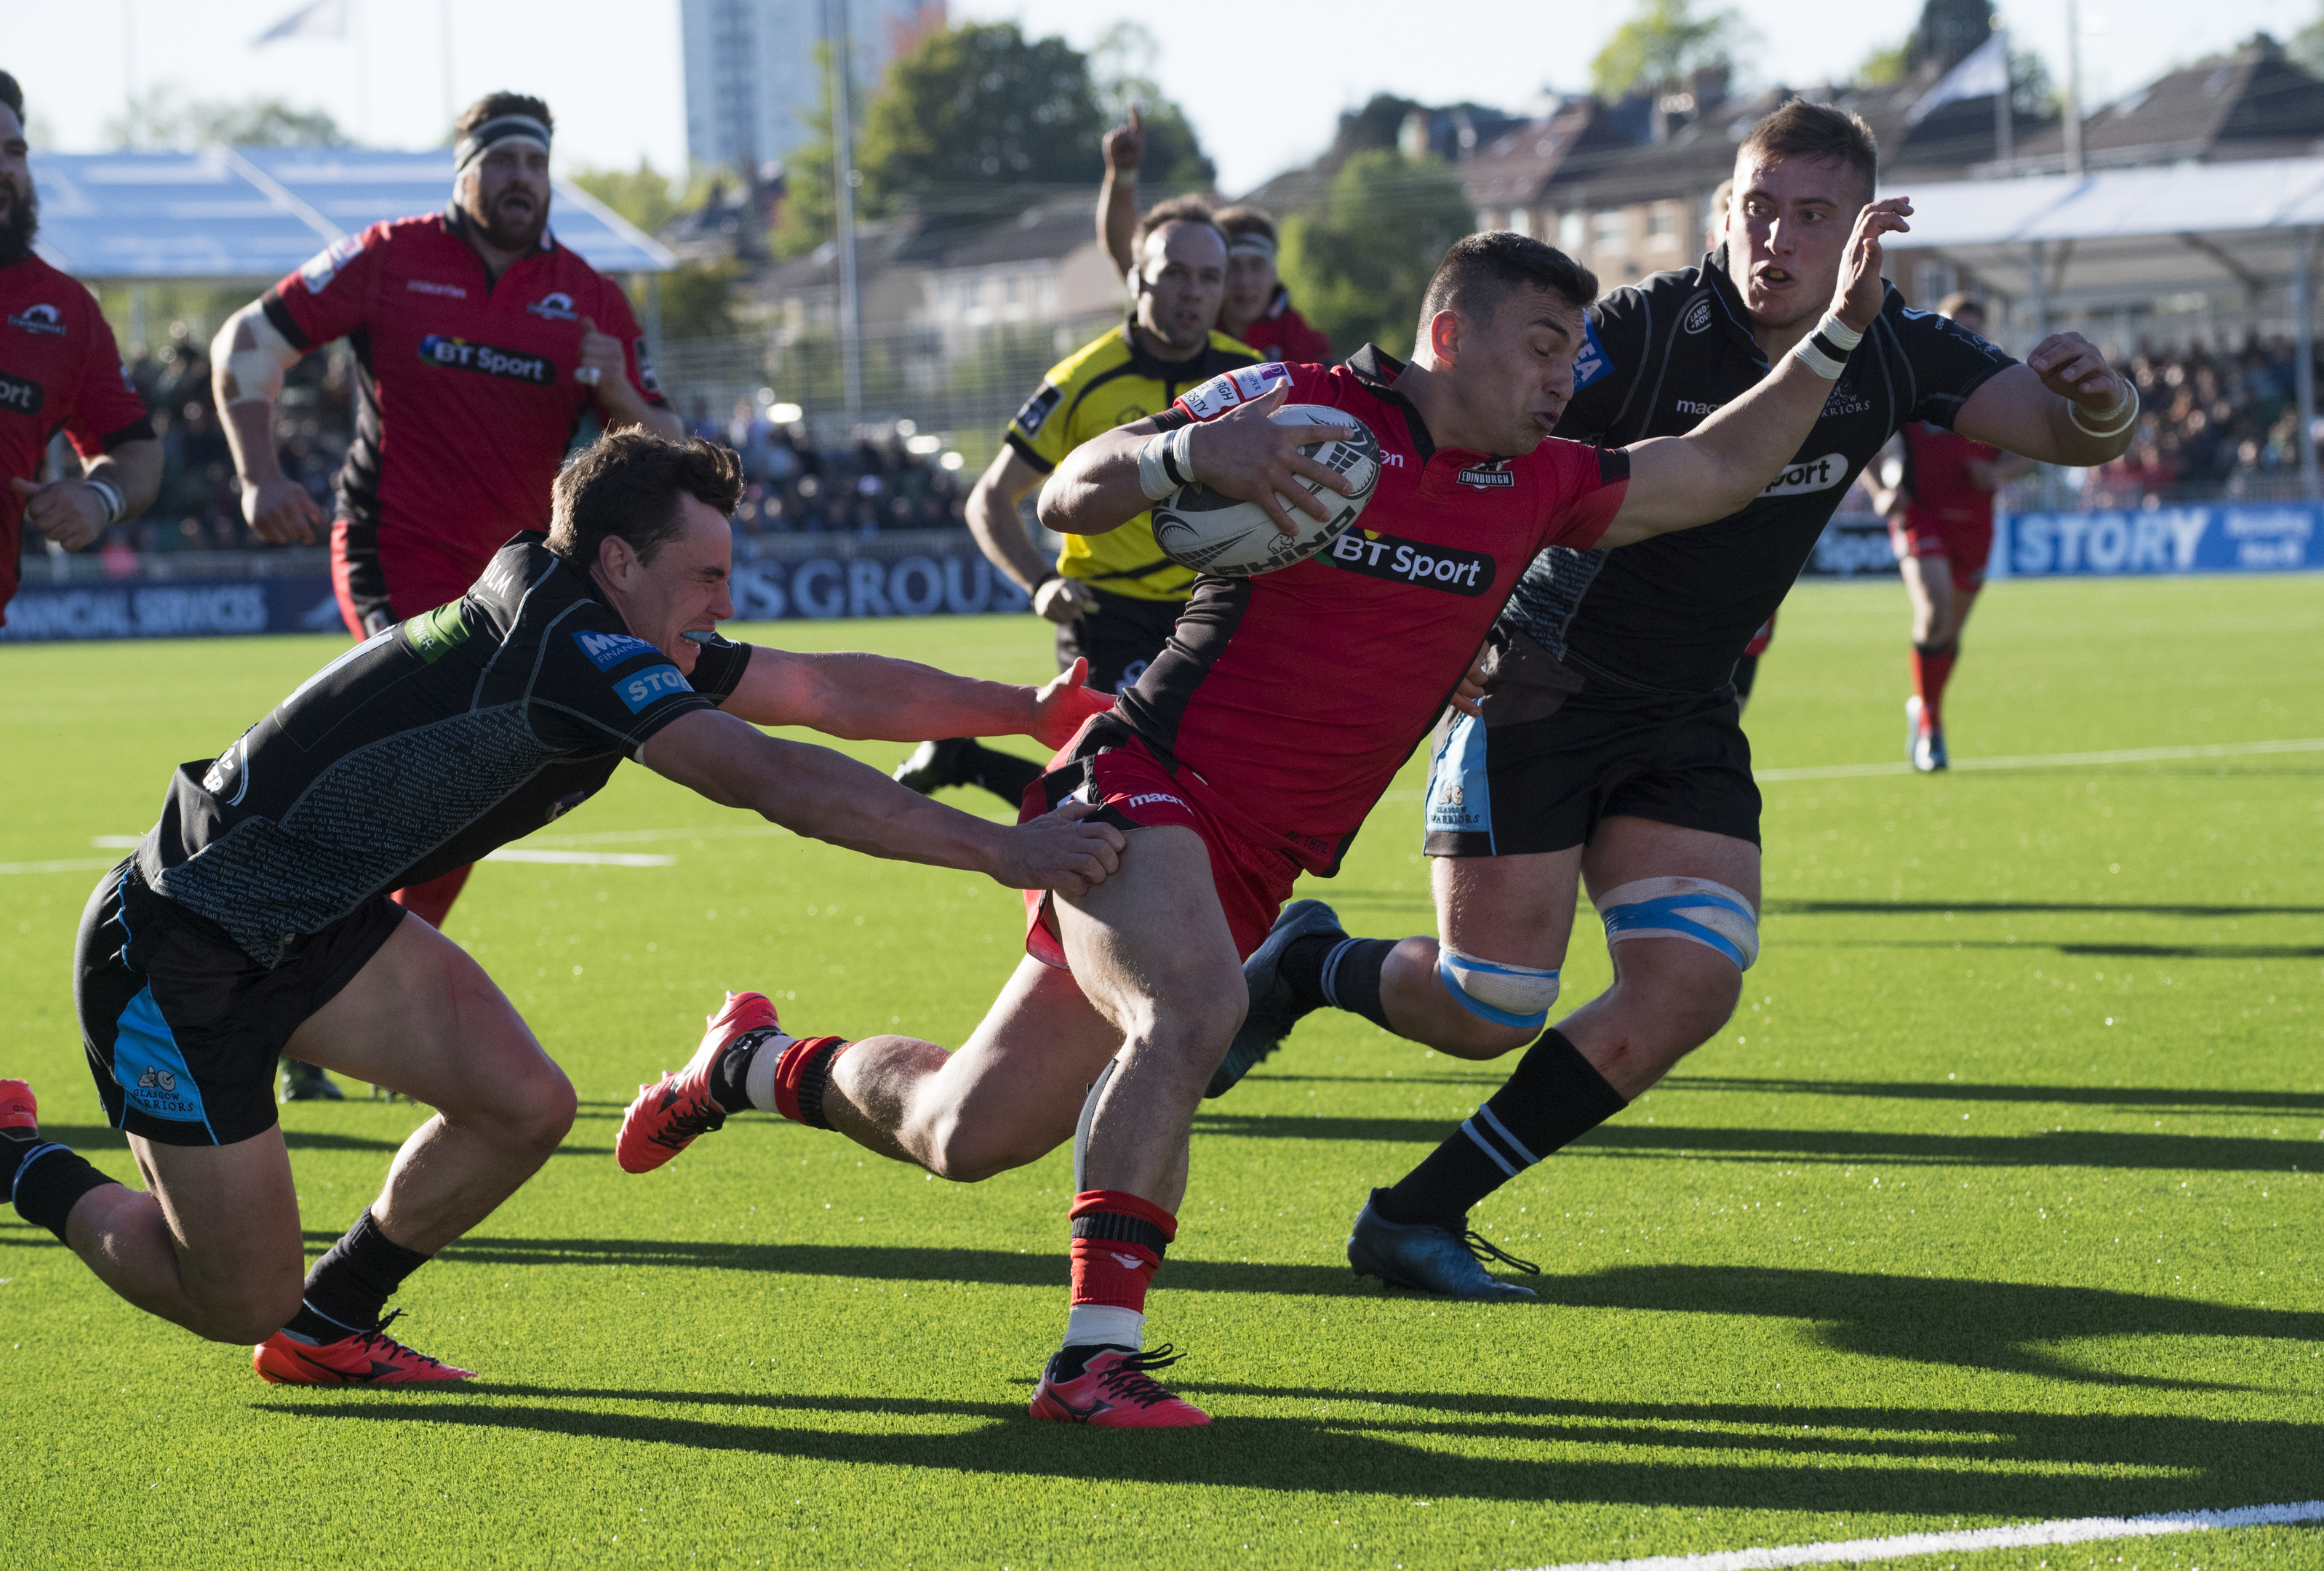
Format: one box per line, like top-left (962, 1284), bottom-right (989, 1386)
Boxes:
top-left (10, 1142), bottom-right (121, 1242)
top-left (1376, 1029), bottom-right (1628, 1230)
top-left (965, 745), bottom-right (1045, 805)
top-left (1279, 935), bottom-right (1396, 1028)
top-left (286, 1209), bottom-right (431, 1342)
top-left (1912, 640), bottom-right (1958, 658)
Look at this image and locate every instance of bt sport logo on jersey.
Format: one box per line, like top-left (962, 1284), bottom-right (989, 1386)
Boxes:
top-left (418, 335), bottom-right (556, 385)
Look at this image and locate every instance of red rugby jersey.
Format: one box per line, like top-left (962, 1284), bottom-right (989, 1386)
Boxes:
top-left (263, 209), bottom-right (665, 587)
top-left (1234, 287), bottom-right (1333, 366)
top-left (1122, 345), bottom-right (1628, 872)
top-left (1898, 420), bottom-right (2000, 534)
top-left (0, 254), bottom-right (153, 621)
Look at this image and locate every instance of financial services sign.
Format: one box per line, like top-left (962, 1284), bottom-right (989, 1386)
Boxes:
top-left (1995, 503), bottom-right (2323, 577)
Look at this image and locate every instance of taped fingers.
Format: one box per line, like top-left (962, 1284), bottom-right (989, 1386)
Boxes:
top-left (1594, 876), bottom-right (1760, 972)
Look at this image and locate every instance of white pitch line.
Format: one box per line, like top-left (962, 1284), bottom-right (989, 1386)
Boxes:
top-left (0, 858), bottom-right (119, 876)
top-left (1756, 736), bottom-right (2324, 783)
top-left (1522, 1498), bottom-right (2324, 1571)
top-left (483, 850), bottom-right (676, 868)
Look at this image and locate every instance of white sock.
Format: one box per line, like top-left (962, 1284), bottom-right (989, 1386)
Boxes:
top-left (1062, 1303), bottom-right (1144, 1353)
top-left (739, 1030), bottom-right (794, 1114)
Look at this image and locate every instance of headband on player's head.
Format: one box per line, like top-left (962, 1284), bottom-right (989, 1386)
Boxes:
top-left (455, 114), bottom-right (553, 176)
top-left (1227, 233), bottom-right (1277, 261)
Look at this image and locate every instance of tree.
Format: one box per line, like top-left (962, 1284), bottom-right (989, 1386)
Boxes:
top-left (855, 22), bottom-right (1107, 217)
top-left (2296, 2), bottom-right (2324, 74)
top-left (1589, 0), bottom-right (1746, 100)
top-left (1089, 22), bottom-right (1215, 191)
top-left (1278, 151), bottom-right (1475, 359)
top-left (1857, 41), bottom-right (1912, 87)
top-left (652, 260), bottom-right (746, 341)
top-left (105, 87), bottom-right (348, 149)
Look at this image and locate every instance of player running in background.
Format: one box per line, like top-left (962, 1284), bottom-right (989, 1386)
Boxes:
top-left (212, 92), bottom-right (682, 1098)
top-left (1210, 103), bottom-right (2137, 1303)
top-left (892, 199), bottom-right (1255, 805)
top-left (1, 431), bottom-right (1119, 1387)
top-left (1097, 107), bottom-right (1331, 364)
top-left (0, 72), bottom-right (161, 625)
top-left (620, 210), bottom-right (1909, 1426)
top-left (1867, 292), bottom-right (2037, 771)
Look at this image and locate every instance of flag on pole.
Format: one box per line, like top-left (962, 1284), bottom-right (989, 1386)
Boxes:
top-left (253, 0), bottom-right (348, 45)
top-left (1908, 32), bottom-right (2010, 125)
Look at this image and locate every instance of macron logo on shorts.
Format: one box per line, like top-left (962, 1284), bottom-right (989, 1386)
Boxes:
top-left (575, 630), bottom-right (662, 671)
top-left (615, 665), bottom-right (690, 713)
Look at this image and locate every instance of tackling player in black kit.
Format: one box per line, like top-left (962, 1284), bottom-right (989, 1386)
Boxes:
top-left (1216, 101), bottom-right (2140, 1298)
top-left (0, 432), bottom-right (1120, 1383)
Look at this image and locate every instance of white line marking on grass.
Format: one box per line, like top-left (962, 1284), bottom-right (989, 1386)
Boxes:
top-left (89, 835), bottom-right (141, 849)
top-left (1757, 736), bottom-right (2324, 783)
top-left (0, 858), bottom-right (119, 876)
top-left (1523, 1498), bottom-right (2324, 1571)
top-left (484, 850), bottom-right (676, 868)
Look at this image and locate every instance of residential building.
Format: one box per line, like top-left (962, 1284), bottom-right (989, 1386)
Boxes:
top-left (679, 0), bottom-right (946, 175)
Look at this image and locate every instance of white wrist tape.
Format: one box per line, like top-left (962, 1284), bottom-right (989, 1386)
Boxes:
top-left (2068, 381), bottom-right (2140, 439)
top-left (1789, 313), bottom-right (1864, 380)
top-left (1136, 433), bottom-right (1176, 502)
top-left (84, 477), bottom-right (125, 525)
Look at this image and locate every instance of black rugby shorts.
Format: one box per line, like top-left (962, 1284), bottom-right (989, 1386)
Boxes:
top-left (74, 863), bottom-right (406, 1146)
top-left (1054, 584), bottom-right (1184, 695)
top-left (1421, 689), bottom-right (1762, 858)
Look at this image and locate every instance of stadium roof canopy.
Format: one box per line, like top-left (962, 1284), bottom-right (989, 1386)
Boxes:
top-left (28, 146), bottom-right (676, 282)
top-left (1878, 155), bottom-right (2324, 309)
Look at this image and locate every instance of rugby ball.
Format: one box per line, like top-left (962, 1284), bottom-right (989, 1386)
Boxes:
top-left (1149, 404), bottom-right (1381, 577)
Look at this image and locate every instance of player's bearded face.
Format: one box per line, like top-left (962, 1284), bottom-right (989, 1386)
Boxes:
top-left (1135, 223), bottom-right (1227, 355)
top-left (1725, 154), bottom-right (1863, 332)
top-left (465, 146), bottom-right (552, 252)
top-left (0, 169), bottom-right (36, 268)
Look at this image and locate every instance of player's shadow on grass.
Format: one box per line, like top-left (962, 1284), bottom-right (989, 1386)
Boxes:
top-left (1667, 1075), bottom-right (2324, 1114)
top-left (255, 1384), bottom-right (2324, 1521)
top-left (1765, 899), bottom-right (2324, 918)
top-left (1188, 1111), bottom-right (2321, 1173)
top-left (1819, 937), bottom-right (2324, 959)
top-left (21, 1124), bottom-right (610, 1157)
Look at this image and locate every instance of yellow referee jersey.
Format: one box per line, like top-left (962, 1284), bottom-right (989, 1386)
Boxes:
top-left (1005, 324), bottom-right (1261, 602)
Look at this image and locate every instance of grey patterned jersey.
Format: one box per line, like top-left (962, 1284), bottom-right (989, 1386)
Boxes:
top-left (134, 535), bottom-right (748, 967)
top-left (1506, 252), bottom-right (2016, 695)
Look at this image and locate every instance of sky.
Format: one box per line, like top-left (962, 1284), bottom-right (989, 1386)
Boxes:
top-left (6, 0), bottom-right (2319, 197)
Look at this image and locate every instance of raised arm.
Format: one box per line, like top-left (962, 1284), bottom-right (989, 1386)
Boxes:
top-left (1594, 197), bottom-right (1911, 548)
top-left (1098, 107), bottom-right (1144, 282)
top-left (1951, 343), bottom-right (2136, 467)
top-left (212, 302), bottom-right (325, 545)
top-left (719, 644), bottom-right (1111, 748)
top-left (640, 708), bottom-right (1122, 895)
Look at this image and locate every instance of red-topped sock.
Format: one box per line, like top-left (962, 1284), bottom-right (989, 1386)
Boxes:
top-left (759, 1035), bottom-right (853, 1130)
top-left (1058, 1189), bottom-right (1178, 1368)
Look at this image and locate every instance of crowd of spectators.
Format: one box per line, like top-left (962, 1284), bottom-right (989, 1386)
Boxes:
top-left (2077, 334), bottom-right (2322, 507)
top-left (682, 398), bottom-right (969, 538)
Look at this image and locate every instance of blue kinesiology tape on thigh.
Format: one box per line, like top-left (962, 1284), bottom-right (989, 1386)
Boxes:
top-left (1594, 877), bottom-right (1760, 971)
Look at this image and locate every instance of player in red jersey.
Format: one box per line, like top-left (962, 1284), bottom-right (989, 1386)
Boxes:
top-left (1098, 108), bottom-right (1332, 363)
top-left (0, 73), bottom-right (161, 624)
top-left (1870, 293), bottom-right (2035, 769)
top-left (620, 209), bottom-right (1907, 1423)
top-left (212, 92), bottom-right (681, 1095)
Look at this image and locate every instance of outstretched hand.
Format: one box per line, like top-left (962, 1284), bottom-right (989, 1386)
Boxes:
top-left (994, 799), bottom-right (1125, 898)
top-left (1181, 379), bottom-right (1359, 538)
top-left (1030, 655), bottom-right (1114, 748)
top-left (2024, 332), bottom-right (2125, 409)
top-left (1829, 196), bottom-right (1913, 332)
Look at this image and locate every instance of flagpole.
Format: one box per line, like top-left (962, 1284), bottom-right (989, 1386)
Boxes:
top-left (1994, 27), bottom-right (2012, 163)
top-left (2061, 0), bottom-right (2084, 175)
top-left (440, 0), bottom-right (455, 133)
top-left (122, 0), bottom-right (136, 147)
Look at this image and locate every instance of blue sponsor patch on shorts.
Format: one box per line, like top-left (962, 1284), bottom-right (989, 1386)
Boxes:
top-left (615, 663), bottom-right (691, 713)
top-left (575, 630), bottom-right (663, 671)
top-left (1424, 713), bottom-right (1493, 850)
top-left (1572, 316), bottom-right (1610, 391)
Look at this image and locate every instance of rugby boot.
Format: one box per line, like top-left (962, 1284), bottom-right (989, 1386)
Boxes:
top-left (618, 990), bottom-right (783, 1173)
top-left (1028, 1343), bottom-right (1211, 1428)
top-left (893, 737), bottom-right (974, 795)
top-left (279, 1058), bottom-right (345, 1102)
top-left (1912, 717), bottom-right (1950, 773)
top-left (1904, 695), bottom-right (1925, 764)
top-left (0, 1078), bottom-right (35, 1139)
top-left (1347, 1190), bottom-right (1540, 1301)
top-left (252, 1311), bottom-right (474, 1386)
top-left (1207, 899), bottom-right (1349, 1098)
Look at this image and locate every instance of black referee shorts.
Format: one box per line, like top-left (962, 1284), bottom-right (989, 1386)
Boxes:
top-left (73, 862), bottom-right (405, 1147)
top-left (1421, 689), bottom-right (1761, 859)
top-left (1054, 585), bottom-right (1184, 695)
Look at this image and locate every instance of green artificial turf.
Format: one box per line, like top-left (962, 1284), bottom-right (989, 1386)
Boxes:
top-left (1, 575), bottom-right (2318, 1570)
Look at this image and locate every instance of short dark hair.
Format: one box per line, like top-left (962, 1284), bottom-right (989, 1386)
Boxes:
top-left (1417, 231), bottom-right (1598, 338)
top-left (1736, 99), bottom-right (1879, 207)
top-left (454, 92), bottom-right (554, 144)
top-left (548, 430), bottom-right (741, 569)
top-left (1214, 206), bottom-right (1277, 247)
top-left (0, 73), bottom-right (23, 123)
top-left (1131, 195), bottom-right (1221, 260)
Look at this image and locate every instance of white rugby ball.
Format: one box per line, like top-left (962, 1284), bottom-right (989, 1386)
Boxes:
top-left (1149, 404), bottom-right (1381, 578)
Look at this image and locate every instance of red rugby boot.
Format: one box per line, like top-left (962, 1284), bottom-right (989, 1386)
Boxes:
top-left (618, 991), bottom-right (784, 1174)
top-left (0, 1079), bottom-right (35, 1136)
top-left (1028, 1344), bottom-right (1211, 1428)
top-left (252, 1312), bottom-right (474, 1386)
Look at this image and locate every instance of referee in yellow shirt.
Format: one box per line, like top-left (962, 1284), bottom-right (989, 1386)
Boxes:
top-left (896, 198), bottom-right (1260, 804)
